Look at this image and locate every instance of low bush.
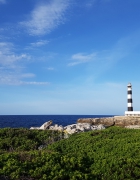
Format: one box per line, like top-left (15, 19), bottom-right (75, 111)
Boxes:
top-left (0, 127), bottom-right (140, 179)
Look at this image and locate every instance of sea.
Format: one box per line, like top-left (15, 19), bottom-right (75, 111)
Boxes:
top-left (0, 115), bottom-right (114, 128)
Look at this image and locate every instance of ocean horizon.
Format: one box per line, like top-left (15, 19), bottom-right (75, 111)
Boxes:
top-left (0, 115), bottom-right (115, 128)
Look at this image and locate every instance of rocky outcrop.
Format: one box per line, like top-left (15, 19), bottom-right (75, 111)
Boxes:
top-left (30, 116), bottom-right (140, 134)
top-left (115, 116), bottom-right (140, 127)
top-left (30, 120), bottom-right (52, 130)
top-left (30, 121), bottom-right (106, 134)
top-left (49, 124), bottom-right (64, 131)
top-left (48, 123), bottom-right (106, 134)
top-left (39, 120), bottom-right (53, 130)
top-left (77, 117), bottom-right (115, 127)
top-left (77, 116), bottom-right (140, 128)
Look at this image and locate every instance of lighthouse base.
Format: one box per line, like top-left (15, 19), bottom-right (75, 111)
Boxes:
top-left (125, 111), bottom-right (140, 116)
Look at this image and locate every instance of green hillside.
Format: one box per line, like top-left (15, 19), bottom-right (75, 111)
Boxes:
top-left (0, 127), bottom-right (140, 180)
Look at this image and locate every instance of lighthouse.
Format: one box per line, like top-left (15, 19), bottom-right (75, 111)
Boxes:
top-left (127, 83), bottom-right (133, 111)
top-left (125, 83), bottom-right (140, 116)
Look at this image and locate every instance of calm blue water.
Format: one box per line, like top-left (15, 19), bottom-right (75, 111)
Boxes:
top-left (0, 115), bottom-right (114, 128)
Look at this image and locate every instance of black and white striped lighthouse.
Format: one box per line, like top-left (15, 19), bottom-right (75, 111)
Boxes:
top-left (127, 83), bottom-right (133, 111)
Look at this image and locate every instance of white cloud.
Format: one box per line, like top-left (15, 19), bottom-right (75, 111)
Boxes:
top-left (47, 67), bottom-right (54, 71)
top-left (20, 0), bottom-right (70, 36)
top-left (67, 32), bottom-right (139, 79)
top-left (21, 73), bottom-right (36, 78)
top-left (0, 0), bottom-right (6, 4)
top-left (0, 73), bottom-right (21, 85)
top-left (30, 40), bottom-right (49, 47)
top-left (80, 0), bottom-right (111, 9)
top-left (68, 53), bottom-right (97, 66)
top-left (0, 42), bottom-right (30, 66)
top-left (0, 42), bottom-right (13, 53)
top-left (72, 53), bottom-right (96, 61)
top-left (0, 73), bottom-right (50, 85)
top-left (0, 42), bottom-right (49, 86)
top-left (85, 0), bottom-right (96, 8)
top-left (20, 81), bottom-right (50, 85)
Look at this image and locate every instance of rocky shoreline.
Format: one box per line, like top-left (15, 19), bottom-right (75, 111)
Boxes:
top-left (77, 116), bottom-right (140, 128)
top-left (30, 116), bottom-right (140, 135)
top-left (30, 121), bottom-right (106, 135)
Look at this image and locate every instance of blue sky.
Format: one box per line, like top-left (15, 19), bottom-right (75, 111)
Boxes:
top-left (0, 0), bottom-right (140, 115)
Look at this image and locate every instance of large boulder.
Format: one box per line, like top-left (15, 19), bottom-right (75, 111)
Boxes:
top-left (30, 120), bottom-right (53, 130)
top-left (39, 120), bottom-right (53, 130)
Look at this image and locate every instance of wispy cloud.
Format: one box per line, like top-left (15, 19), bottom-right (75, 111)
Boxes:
top-left (21, 73), bottom-right (35, 78)
top-left (67, 31), bottom-right (140, 81)
top-left (0, 0), bottom-right (6, 4)
top-left (20, 0), bottom-right (70, 36)
top-left (30, 40), bottom-right (49, 47)
top-left (85, 0), bottom-right (96, 8)
top-left (80, 0), bottom-right (110, 9)
top-left (0, 42), bottom-right (49, 85)
top-left (47, 67), bottom-right (55, 71)
top-left (20, 81), bottom-right (50, 85)
top-left (0, 42), bottom-right (30, 67)
top-left (0, 72), bottom-right (50, 86)
top-left (68, 53), bottom-right (97, 66)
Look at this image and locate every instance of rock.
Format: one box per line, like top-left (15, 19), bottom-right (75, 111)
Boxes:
top-left (114, 116), bottom-right (140, 127)
top-left (64, 124), bottom-right (77, 130)
top-left (30, 127), bottom-right (40, 130)
top-left (66, 128), bottom-right (77, 134)
top-left (49, 126), bottom-right (54, 130)
top-left (64, 124), bottom-right (77, 134)
top-left (91, 126), bottom-right (97, 130)
top-left (49, 124), bottom-right (64, 131)
top-left (96, 124), bottom-right (106, 130)
top-left (94, 118), bottom-right (115, 126)
top-left (77, 118), bottom-right (93, 124)
top-left (30, 120), bottom-right (107, 135)
top-left (77, 123), bottom-right (91, 131)
top-left (77, 117), bottom-right (115, 126)
top-left (39, 120), bottom-right (53, 130)
top-left (125, 125), bottom-right (140, 129)
top-left (77, 116), bottom-right (140, 127)
top-left (30, 120), bottom-right (53, 130)
top-left (63, 123), bottom-right (106, 134)
top-left (58, 125), bottom-right (64, 131)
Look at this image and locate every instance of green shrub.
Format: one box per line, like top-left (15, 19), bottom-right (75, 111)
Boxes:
top-left (0, 127), bottom-right (140, 179)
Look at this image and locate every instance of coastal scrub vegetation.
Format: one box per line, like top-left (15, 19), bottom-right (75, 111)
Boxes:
top-left (0, 127), bottom-right (140, 179)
